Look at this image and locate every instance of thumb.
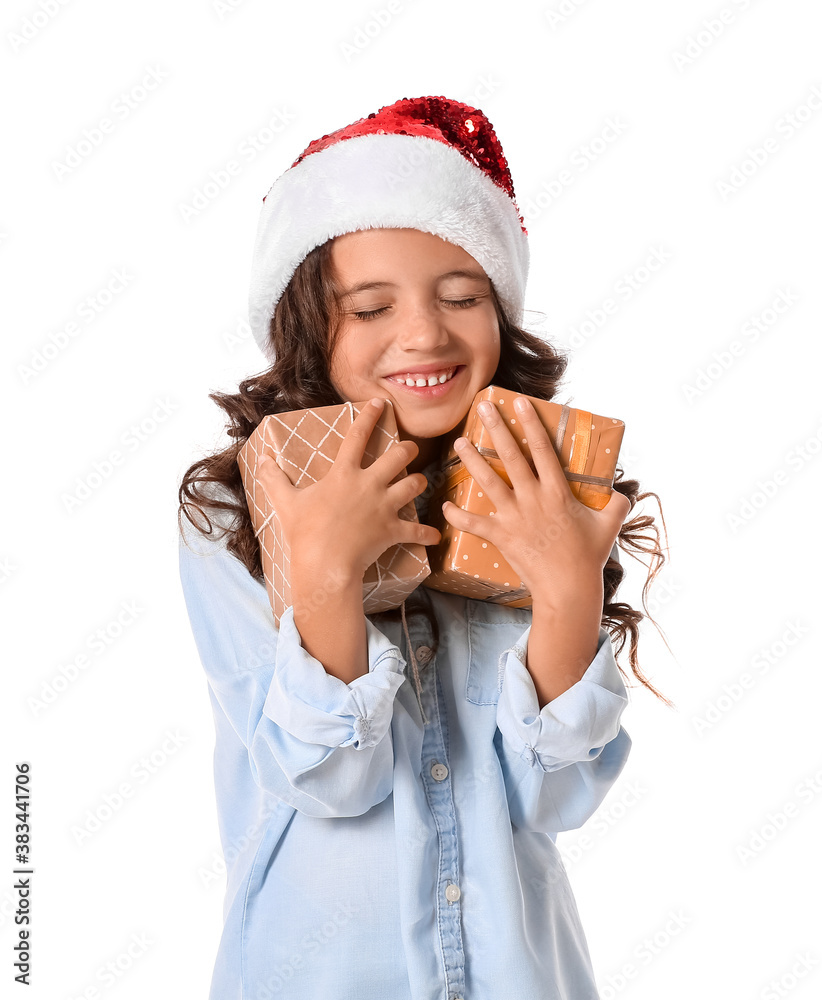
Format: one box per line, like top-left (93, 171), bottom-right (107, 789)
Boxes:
top-left (606, 488), bottom-right (632, 520)
top-left (255, 455), bottom-right (290, 505)
top-left (602, 488), bottom-right (633, 538)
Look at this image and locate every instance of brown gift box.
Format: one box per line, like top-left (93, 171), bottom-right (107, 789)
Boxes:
top-left (421, 386), bottom-right (625, 608)
top-left (237, 399), bottom-right (431, 628)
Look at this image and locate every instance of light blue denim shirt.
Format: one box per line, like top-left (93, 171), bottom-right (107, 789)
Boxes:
top-left (178, 475), bottom-right (632, 1000)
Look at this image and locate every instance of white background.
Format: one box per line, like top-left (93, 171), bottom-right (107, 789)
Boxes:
top-left (4, 1), bottom-right (821, 998)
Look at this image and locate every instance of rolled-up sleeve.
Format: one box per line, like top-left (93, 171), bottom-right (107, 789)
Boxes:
top-left (494, 624), bottom-right (632, 833)
top-left (178, 522), bottom-right (407, 818)
top-left (266, 605), bottom-right (405, 751)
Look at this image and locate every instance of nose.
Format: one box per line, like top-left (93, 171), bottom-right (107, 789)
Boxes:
top-left (396, 299), bottom-right (449, 350)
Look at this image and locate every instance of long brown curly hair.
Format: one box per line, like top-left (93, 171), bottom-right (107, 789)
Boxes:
top-left (178, 238), bottom-right (674, 707)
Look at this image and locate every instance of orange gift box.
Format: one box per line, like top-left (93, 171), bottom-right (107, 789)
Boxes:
top-left (237, 399), bottom-right (431, 628)
top-left (421, 386), bottom-right (625, 608)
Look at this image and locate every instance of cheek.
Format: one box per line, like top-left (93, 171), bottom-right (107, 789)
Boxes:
top-left (483, 322), bottom-right (501, 365)
top-left (328, 331), bottom-right (355, 380)
top-left (330, 341), bottom-right (372, 387)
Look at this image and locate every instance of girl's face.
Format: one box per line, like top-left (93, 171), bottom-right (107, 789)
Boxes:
top-left (328, 228), bottom-right (501, 475)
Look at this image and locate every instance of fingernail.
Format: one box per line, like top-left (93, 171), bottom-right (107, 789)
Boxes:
top-left (371, 397), bottom-right (384, 409)
top-left (514, 396), bottom-right (529, 412)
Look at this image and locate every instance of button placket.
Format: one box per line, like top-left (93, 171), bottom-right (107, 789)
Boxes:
top-left (386, 605), bottom-right (435, 725)
top-left (419, 662), bottom-right (466, 999)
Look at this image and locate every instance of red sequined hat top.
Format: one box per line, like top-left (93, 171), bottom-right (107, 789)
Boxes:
top-left (287, 95), bottom-right (526, 234)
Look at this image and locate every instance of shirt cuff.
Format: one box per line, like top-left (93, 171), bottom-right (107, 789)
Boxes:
top-left (496, 624), bottom-right (629, 771)
top-left (263, 605), bottom-right (407, 751)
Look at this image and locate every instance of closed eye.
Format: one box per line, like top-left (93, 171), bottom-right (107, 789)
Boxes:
top-left (352, 297), bottom-right (479, 321)
top-left (353, 306), bottom-right (390, 320)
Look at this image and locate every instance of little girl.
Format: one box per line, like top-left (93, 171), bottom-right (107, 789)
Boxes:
top-left (178, 96), bottom-right (670, 1000)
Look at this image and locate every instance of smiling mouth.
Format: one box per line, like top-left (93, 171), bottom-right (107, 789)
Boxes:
top-left (385, 366), bottom-right (460, 387)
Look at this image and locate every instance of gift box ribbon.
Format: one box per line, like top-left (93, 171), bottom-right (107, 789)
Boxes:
top-left (431, 406), bottom-right (614, 501)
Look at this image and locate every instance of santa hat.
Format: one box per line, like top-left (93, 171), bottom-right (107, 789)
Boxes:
top-left (248, 95), bottom-right (530, 360)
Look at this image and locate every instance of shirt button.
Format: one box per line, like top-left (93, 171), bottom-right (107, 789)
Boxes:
top-left (415, 644), bottom-right (432, 664)
top-left (445, 883), bottom-right (461, 903)
top-left (430, 762), bottom-right (449, 782)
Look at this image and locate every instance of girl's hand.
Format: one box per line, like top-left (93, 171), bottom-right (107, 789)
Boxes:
top-left (441, 396), bottom-right (632, 609)
top-left (254, 398), bottom-right (442, 580)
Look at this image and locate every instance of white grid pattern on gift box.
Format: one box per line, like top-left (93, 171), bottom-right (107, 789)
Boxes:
top-left (238, 401), bottom-right (430, 625)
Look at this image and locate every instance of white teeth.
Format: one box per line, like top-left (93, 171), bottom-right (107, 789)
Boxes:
top-left (392, 367), bottom-right (457, 387)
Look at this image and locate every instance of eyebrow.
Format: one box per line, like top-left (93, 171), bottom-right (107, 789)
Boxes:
top-left (339, 268), bottom-right (490, 296)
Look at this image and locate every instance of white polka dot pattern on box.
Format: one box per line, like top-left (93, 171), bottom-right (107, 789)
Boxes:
top-left (421, 387), bottom-right (625, 608)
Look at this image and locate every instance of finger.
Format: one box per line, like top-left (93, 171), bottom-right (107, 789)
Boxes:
top-left (476, 401), bottom-right (535, 493)
top-left (511, 396), bottom-right (571, 494)
top-left (451, 433), bottom-right (512, 510)
top-left (371, 437), bottom-right (419, 485)
top-left (603, 487), bottom-right (633, 527)
top-left (398, 516), bottom-right (443, 549)
top-left (594, 491), bottom-right (632, 566)
top-left (387, 470), bottom-right (430, 512)
top-left (441, 498), bottom-right (494, 544)
top-left (337, 397), bottom-right (389, 469)
top-left (255, 454), bottom-right (292, 505)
